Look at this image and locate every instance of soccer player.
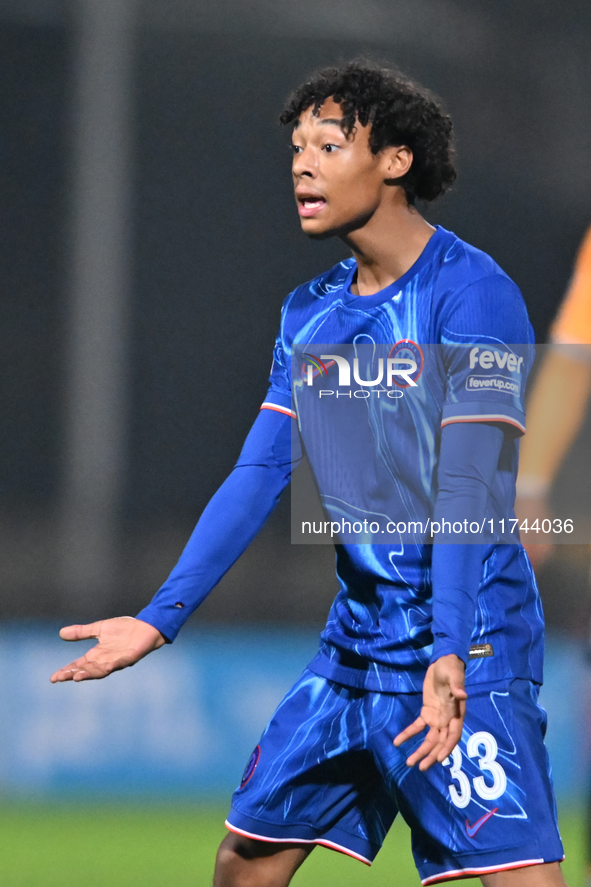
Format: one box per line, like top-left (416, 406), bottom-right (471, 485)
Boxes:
top-left (516, 225), bottom-right (591, 885)
top-left (51, 61), bottom-right (568, 886)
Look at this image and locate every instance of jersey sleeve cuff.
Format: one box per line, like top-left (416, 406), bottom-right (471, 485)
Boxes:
top-left (430, 636), bottom-right (469, 666)
top-left (441, 401), bottom-right (526, 435)
top-left (135, 604), bottom-right (186, 643)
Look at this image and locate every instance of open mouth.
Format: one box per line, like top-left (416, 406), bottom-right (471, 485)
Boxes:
top-left (297, 195), bottom-right (327, 217)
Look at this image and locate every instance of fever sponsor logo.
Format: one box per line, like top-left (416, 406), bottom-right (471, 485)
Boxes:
top-left (466, 374), bottom-right (521, 395)
top-left (468, 346), bottom-right (524, 373)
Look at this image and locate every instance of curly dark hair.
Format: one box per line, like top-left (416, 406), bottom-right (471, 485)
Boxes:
top-left (280, 60), bottom-right (456, 205)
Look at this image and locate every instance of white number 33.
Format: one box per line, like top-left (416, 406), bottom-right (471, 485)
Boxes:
top-left (443, 731), bottom-right (507, 809)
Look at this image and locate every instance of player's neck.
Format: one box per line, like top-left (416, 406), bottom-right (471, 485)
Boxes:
top-left (343, 199), bottom-right (435, 297)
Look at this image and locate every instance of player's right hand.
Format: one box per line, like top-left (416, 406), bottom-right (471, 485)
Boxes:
top-left (50, 616), bottom-right (166, 683)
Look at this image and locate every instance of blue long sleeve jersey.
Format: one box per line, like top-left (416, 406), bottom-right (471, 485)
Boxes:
top-left (138, 226), bottom-right (543, 692)
top-left (138, 413), bottom-right (501, 662)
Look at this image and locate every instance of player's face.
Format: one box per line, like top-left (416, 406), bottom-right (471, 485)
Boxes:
top-left (291, 98), bottom-right (403, 239)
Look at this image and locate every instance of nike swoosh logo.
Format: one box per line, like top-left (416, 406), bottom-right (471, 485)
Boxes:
top-left (465, 807), bottom-right (498, 837)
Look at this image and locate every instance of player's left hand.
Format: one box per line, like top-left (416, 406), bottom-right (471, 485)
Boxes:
top-left (393, 654), bottom-right (467, 771)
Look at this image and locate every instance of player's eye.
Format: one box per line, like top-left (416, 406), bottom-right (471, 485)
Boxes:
top-left (322, 144), bottom-right (339, 153)
top-left (291, 144), bottom-right (303, 154)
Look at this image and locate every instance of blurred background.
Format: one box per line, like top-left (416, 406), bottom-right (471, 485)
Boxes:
top-left (1, 0), bottom-right (591, 884)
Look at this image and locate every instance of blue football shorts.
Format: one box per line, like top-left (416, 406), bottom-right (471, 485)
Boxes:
top-left (225, 669), bottom-right (564, 885)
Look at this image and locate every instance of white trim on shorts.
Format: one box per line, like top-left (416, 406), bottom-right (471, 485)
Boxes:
top-left (421, 857), bottom-right (546, 884)
top-left (224, 820), bottom-right (372, 866)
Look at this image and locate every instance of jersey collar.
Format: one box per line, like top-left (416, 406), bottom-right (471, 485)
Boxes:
top-left (341, 225), bottom-right (449, 308)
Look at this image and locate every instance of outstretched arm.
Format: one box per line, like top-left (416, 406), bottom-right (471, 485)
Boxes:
top-left (394, 420), bottom-right (506, 769)
top-left (50, 617), bottom-right (166, 682)
top-left (51, 407), bottom-right (296, 682)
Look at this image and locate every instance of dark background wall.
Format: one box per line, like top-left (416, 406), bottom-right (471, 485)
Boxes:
top-left (0, 0), bottom-right (590, 628)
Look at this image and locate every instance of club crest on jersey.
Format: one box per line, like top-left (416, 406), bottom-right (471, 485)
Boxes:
top-left (240, 745), bottom-right (261, 788)
top-left (387, 340), bottom-right (424, 387)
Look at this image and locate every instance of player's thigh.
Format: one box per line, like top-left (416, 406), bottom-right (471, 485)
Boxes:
top-left (376, 679), bottom-right (563, 884)
top-left (413, 677), bottom-right (561, 840)
top-left (214, 832), bottom-right (312, 887)
top-left (231, 669), bottom-right (370, 818)
top-left (480, 860), bottom-right (567, 886)
top-left (228, 670), bottom-right (396, 865)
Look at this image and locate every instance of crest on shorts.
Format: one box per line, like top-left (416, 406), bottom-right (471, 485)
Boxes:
top-left (240, 745), bottom-right (261, 788)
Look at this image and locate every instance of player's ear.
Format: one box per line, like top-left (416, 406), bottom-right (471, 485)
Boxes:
top-left (383, 145), bottom-right (413, 183)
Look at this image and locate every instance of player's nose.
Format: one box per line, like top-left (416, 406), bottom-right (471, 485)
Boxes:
top-left (292, 145), bottom-right (317, 179)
